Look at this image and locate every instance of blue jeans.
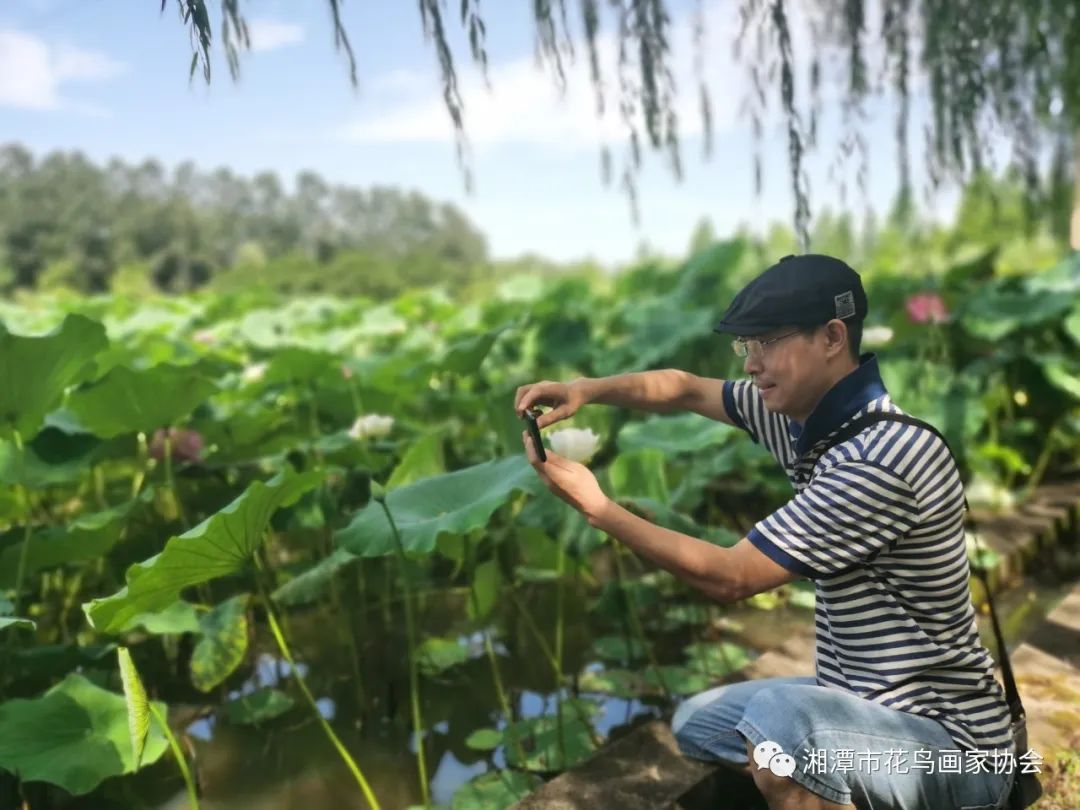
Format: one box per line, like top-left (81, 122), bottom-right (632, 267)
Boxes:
top-left (671, 677), bottom-right (1015, 809)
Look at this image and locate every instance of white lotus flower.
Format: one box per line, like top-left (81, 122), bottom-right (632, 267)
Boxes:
top-left (242, 362), bottom-right (268, 384)
top-left (548, 427), bottom-right (601, 464)
top-left (862, 325), bottom-right (894, 348)
top-left (193, 329), bottom-right (216, 345)
top-left (348, 414), bottom-right (394, 440)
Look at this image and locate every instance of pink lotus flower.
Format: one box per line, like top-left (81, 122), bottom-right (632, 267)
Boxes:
top-left (905, 292), bottom-right (949, 324)
top-left (149, 427), bottom-right (205, 463)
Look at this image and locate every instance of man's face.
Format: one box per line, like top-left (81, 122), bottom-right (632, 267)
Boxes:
top-left (739, 324), bottom-right (829, 419)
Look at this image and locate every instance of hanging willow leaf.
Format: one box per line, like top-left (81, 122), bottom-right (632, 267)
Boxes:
top-left (116, 647), bottom-right (151, 768)
top-left (84, 466), bottom-right (323, 634)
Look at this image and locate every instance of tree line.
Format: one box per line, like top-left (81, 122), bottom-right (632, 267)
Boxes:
top-left (0, 143), bottom-right (493, 298)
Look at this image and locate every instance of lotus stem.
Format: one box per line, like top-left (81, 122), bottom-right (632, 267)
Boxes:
top-left (131, 431), bottom-right (149, 499)
top-left (149, 703), bottom-right (201, 810)
top-left (377, 496), bottom-right (431, 807)
top-left (11, 430), bottom-right (33, 620)
top-left (255, 554), bottom-right (381, 809)
top-left (163, 430), bottom-right (189, 529)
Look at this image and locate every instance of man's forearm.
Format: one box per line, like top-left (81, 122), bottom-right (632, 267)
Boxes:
top-left (588, 498), bottom-right (742, 603)
top-left (576, 369), bottom-right (697, 413)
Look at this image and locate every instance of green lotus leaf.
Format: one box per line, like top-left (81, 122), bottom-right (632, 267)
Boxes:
top-left (451, 769), bottom-right (541, 810)
top-left (116, 648), bottom-right (150, 768)
top-left (617, 413), bottom-right (740, 454)
top-left (84, 466), bottom-right (323, 634)
top-left (1039, 356), bottom-right (1080, 400)
top-left (0, 313), bottom-right (108, 440)
top-left (0, 493), bottom-right (150, 588)
top-left (272, 547), bottom-right (359, 607)
top-left (0, 615), bottom-right (34, 632)
top-left (190, 594), bottom-right (250, 692)
top-left (0, 428), bottom-right (103, 488)
top-left (959, 288), bottom-right (1073, 341)
top-left (417, 637), bottom-right (468, 676)
top-left (387, 431), bottom-right (447, 490)
top-left (643, 664), bottom-right (715, 695)
top-left (503, 698), bottom-right (600, 772)
top-left (0, 674), bottom-right (167, 795)
top-left (578, 667), bottom-right (649, 699)
top-left (334, 456), bottom-right (544, 558)
top-left (608, 448), bottom-right (669, 502)
top-left (464, 727), bottom-right (503, 751)
top-left (466, 559), bottom-right (500, 621)
top-left (65, 362), bottom-right (219, 438)
top-left (223, 688), bottom-right (295, 725)
top-left (439, 326), bottom-right (507, 375)
top-left (116, 600), bottom-right (204, 635)
top-left (590, 635), bottom-right (648, 663)
top-left (683, 641), bottom-right (753, 676)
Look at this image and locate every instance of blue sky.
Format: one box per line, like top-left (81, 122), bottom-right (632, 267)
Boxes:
top-left (0, 0), bottom-right (963, 265)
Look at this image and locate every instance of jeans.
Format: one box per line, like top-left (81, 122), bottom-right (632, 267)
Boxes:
top-left (671, 677), bottom-right (1015, 810)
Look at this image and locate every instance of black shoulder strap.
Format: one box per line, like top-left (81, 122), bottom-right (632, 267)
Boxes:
top-left (811, 411), bottom-right (1026, 733)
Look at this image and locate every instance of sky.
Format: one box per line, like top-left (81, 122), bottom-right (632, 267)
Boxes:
top-left (0, 0), bottom-right (969, 266)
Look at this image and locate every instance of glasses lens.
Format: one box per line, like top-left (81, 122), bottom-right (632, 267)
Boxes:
top-left (731, 339), bottom-right (746, 357)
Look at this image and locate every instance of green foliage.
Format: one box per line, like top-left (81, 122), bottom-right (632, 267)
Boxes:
top-left (223, 688), bottom-right (295, 725)
top-left (0, 146), bottom-right (490, 298)
top-left (84, 467), bottom-right (323, 633)
top-left (190, 594), bottom-right (250, 692)
top-left (0, 674), bottom-right (168, 794)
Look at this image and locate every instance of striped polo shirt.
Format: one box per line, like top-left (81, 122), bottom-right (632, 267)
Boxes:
top-left (722, 353), bottom-right (1013, 752)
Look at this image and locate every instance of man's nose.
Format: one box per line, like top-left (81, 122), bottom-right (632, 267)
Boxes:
top-left (743, 352), bottom-right (762, 375)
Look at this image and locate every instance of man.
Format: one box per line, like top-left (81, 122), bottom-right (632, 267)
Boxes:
top-left (515, 254), bottom-right (1015, 810)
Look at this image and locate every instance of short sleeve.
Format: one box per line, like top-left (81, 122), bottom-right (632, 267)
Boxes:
top-left (747, 460), bottom-right (920, 579)
top-left (722, 379), bottom-right (794, 467)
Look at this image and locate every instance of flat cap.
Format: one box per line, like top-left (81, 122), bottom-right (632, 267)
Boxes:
top-left (713, 253), bottom-right (867, 336)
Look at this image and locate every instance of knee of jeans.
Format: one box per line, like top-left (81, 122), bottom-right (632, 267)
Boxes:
top-left (742, 683), bottom-right (814, 737)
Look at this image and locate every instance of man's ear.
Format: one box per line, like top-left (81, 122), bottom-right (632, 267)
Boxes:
top-left (824, 319), bottom-right (848, 357)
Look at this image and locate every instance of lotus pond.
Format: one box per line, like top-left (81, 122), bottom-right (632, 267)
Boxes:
top-left (0, 243), bottom-right (1077, 808)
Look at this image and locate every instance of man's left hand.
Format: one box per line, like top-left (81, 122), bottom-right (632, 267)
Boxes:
top-left (522, 430), bottom-right (610, 522)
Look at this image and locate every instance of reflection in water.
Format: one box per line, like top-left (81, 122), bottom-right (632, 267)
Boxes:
top-left (143, 586), bottom-right (816, 809)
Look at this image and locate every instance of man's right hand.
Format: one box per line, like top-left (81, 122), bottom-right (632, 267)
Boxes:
top-left (514, 379), bottom-right (589, 429)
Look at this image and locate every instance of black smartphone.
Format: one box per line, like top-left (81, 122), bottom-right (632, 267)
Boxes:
top-left (522, 408), bottom-right (547, 462)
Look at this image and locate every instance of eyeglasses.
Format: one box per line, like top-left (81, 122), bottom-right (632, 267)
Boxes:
top-left (731, 328), bottom-right (803, 358)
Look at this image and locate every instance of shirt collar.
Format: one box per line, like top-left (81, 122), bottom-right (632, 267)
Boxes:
top-left (788, 352), bottom-right (888, 457)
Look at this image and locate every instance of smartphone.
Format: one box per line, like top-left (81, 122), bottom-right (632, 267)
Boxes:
top-left (522, 408), bottom-right (547, 462)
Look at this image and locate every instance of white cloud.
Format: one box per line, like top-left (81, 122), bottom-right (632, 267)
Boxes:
top-left (246, 19), bottom-right (304, 53)
top-left (339, 3), bottom-right (745, 149)
top-left (0, 28), bottom-right (125, 111)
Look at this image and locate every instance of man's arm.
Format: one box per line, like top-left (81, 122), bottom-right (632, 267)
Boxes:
top-left (577, 370), bottom-right (736, 425)
top-left (587, 499), bottom-right (800, 603)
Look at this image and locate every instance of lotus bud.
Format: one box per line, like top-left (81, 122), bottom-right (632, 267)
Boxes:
top-left (548, 427), bottom-right (601, 464)
top-left (348, 414), bottom-right (394, 440)
top-left (193, 329), bottom-right (216, 345)
top-left (149, 427), bottom-right (205, 463)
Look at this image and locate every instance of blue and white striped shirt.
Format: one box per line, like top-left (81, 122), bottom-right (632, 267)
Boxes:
top-left (723, 353), bottom-right (1013, 751)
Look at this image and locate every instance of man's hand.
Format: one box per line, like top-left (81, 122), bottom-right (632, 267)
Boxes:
top-left (522, 429), bottom-right (610, 520)
top-left (514, 379), bottom-right (589, 429)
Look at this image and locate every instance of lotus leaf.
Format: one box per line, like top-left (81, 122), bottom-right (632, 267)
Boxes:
top-left (84, 466), bottom-right (322, 633)
top-left (335, 456), bottom-right (544, 558)
top-left (0, 674), bottom-right (167, 794)
top-left (0, 313), bottom-right (108, 440)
